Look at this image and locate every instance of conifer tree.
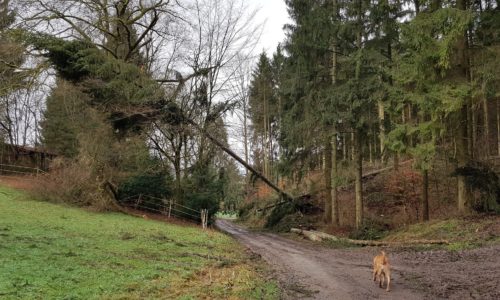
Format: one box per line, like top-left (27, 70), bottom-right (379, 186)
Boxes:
top-left (249, 52), bottom-right (276, 177)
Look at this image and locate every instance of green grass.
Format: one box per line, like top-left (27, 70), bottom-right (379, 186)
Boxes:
top-left (0, 187), bottom-right (279, 299)
top-left (215, 211), bottom-right (238, 220)
top-left (383, 216), bottom-right (500, 251)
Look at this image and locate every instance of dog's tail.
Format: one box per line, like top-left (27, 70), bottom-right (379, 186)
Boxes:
top-left (380, 250), bottom-right (388, 264)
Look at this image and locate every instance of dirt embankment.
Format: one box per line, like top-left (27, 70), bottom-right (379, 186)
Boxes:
top-left (217, 220), bottom-right (500, 300)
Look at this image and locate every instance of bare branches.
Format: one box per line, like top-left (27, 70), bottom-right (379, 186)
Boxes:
top-left (17, 0), bottom-right (177, 64)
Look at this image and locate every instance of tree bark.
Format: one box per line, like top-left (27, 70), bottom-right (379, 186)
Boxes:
top-left (342, 132), bottom-right (347, 161)
top-left (378, 100), bottom-right (385, 161)
top-left (369, 134), bottom-right (373, 164)
top-left (324, 140), bottom-right (332, 223)
top-left (483, 94), bottom-right (490, 157)
top-left (354, 129), bottom-right (363, 229)
top-left (422, 169), bottom-right (429, 221)
top-left (497, 98), bottom-right (500, 155)
top-left (467, 99), bottom-right (474, 158)
top-left (351, 131), bottom-right (355, 161)
top-left (354, 0), bottom-right (364, 229)
top-left (456, 0), bottom-right (471, 214)
top-left (330, 0), bottom-right (339, 226)
top-left (394, 152), bottom-right (399, 171)
top-left (332, 133), bottom-right (339, 226)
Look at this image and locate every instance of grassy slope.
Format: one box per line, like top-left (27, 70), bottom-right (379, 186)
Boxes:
top-left (383, 215), bottom-right (500, 250)
top-left (0, 187), bottom-right (278, 299)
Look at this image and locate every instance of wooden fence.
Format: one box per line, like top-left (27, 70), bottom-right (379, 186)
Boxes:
top-left (119, 194), bottom-right (209, 228)
top-left (0, 163), bottom-right (46, 178)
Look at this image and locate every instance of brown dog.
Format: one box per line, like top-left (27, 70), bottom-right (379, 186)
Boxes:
top-left (372, 250), bottom-right (391, 292)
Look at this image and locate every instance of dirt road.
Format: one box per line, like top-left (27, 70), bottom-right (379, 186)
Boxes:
top-left (216, 220), bottom-right (500, 300)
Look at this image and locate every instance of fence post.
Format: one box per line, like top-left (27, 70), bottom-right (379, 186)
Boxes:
top-left (201, 209), bottom-right (208, 229)
top-left (168, 199), bottom-right (172, 218)
top-left (135, 194), bottom-right (142, 209)
top-left (201, 209), bottom-right (204, 229)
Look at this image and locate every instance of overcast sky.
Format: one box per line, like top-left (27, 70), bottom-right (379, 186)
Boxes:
top-left (223, 1), bottom-right (290, 166)
top-left (249, 0), bottom-right (290, 56)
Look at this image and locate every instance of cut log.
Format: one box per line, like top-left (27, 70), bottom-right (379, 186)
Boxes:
top-left (290, 228), bottom-right (326, 242)
top-left (291, 228), bottom-right (449, 246)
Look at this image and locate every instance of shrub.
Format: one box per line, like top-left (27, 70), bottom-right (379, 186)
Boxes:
top-left (384, 169), bottom-right (422, 222)
top-left (117, 172), bottom-right (173, 200)
top-left (265, 201), bottom-right (296, 229)
top-left (238, 201), bottom-right (256, 220)
top-left (348, 218), bottom-right (390, 240)
top-left (32, 158), bottom-right (115, 211)
top-left (117, 172), bottom-right (173, 211)
top-left (453, 162), bottom-right (500, 213)
top-left (181, 164), bottom-right (223, 222)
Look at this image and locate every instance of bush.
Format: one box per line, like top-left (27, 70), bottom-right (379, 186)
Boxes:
top-left (118, 172), bottom-right (173, 200)
top-left (181, 164), bottom-right (223, 222)
top-left (32, 158), bottom-right (115, 211)
top-left (453, 162), bottom-right (500, 213)
top-left (117, 172), bottom-right (173, 211)
top-left (265, 201), bottom-right (296, 229)
top-left (238, 201), bottom-right (256, 221)
top-left (348, 218), bottom-right (390, 240)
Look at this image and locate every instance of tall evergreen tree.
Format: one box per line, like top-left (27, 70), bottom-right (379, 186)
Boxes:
top-left (249, 52), bottom-right (277, 177)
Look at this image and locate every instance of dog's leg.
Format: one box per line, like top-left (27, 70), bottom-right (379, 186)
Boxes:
top-left (379, 271), bottom-right (383, 288)
top-left (385, 271), bottom-right (391, 292)
top-left (372, 268), bottom-right (377, 282)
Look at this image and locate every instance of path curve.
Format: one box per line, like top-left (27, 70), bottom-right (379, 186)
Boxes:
top-left (216, 219), bottom-right (424, 300)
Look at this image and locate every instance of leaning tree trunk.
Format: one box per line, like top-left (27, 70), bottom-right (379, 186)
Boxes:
top-left (185, 118), bottom-right (293, 201)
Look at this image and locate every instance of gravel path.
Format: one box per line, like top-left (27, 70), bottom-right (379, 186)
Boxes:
top-left (216, 220), bottom-right (500, 300)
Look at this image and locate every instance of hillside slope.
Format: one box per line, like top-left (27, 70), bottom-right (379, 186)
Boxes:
top-left (0, 186), bottom-right (278, 299)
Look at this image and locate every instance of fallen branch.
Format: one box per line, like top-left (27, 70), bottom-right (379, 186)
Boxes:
top-left (362, 159), bottom-right (414, 179)
top-left (291, 228), bottom-right (449, 246)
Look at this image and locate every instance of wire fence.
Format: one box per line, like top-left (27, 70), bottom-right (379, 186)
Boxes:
top-left (119, 194), bottom-right (208, 227)
top-left (0, 163), bottom-right (46, 178)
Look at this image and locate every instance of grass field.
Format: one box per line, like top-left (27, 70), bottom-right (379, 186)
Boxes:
top-left (0, 186), bottom-right (279, 299)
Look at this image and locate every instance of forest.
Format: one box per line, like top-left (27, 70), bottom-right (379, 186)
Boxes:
top-left (1, 0), bottom-right (499, 227)
top-left (246, 0), bottom-right (500, 231)
top-left (1, 0), bottom-right (500, 299)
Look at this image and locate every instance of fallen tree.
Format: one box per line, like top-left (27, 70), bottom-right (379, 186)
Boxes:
top-left (185, 118), bottom-right (294, 202)
top-left (290, 228), bottom-right (450, 246)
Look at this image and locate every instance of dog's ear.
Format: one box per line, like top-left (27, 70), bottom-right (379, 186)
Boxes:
top-left (381, 250), bottom-right (386, 256)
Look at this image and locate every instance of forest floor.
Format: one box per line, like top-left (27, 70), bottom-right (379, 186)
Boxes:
top-left (216, 219), bottom-right (500, 300)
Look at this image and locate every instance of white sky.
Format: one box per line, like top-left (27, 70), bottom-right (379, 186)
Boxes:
top-left (249, 0), bottom-right (290, 55)
top-left (224, 1), bottom-right (289, 168)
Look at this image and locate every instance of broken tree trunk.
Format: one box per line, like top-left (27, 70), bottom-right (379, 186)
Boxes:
top-left (291, 228), bottom-right (449, 246)
top-left (185, 118), bottom-right (293, 201)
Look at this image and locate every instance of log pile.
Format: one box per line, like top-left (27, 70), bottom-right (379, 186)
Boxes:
top-left (290, 228), bottom-right (449, 246)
